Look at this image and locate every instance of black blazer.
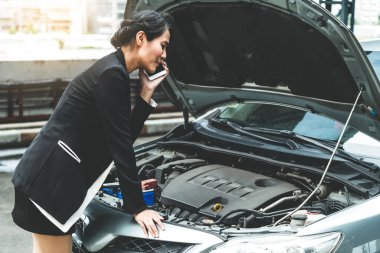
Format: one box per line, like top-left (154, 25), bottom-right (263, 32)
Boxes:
top-left (12, 49), bottom-right (153, 224)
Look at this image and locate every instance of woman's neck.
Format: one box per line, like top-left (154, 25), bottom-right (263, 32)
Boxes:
top-left (121, 45), bottom-right (139, 73)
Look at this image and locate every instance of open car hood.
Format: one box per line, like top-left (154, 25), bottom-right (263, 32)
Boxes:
top-left (127, 0), bottom-right (380, 140)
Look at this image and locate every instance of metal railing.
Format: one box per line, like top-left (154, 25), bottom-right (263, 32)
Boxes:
top-left (0, 79), bottom-right (177, 124)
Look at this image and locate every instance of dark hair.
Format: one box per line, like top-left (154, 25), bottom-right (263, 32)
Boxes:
top-left (111, 10), bottom-right (172, 48)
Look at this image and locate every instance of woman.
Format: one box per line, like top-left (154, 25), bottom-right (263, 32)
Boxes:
top-left (11, 10), bottom-right (171, 253)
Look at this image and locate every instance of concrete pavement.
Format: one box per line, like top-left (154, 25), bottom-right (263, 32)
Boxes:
top-left (0, 172), bottom-right (32, 253)
top-left (0, 135), bottom-right (163, 253)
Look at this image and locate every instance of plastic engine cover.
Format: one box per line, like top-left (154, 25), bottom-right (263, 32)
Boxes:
top-left (160, 164), bottom-right (298, 219)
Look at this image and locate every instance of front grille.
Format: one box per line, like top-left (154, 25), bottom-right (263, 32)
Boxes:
top-left (72, 242), bottom-right (86, 253)
top-left (72, 234), bottom-right (86, 253)
top-left (107, 237), bottom-right (191, 253)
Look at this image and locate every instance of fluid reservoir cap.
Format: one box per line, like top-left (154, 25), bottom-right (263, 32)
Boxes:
top-left (291, 213), bottom-right (307, 220)
top-left (212, 203), bottom-right (223, 212)
top-left (290, 213), bottom-right (307, 227)
top-left (202, 219), bottom-right (215, 225)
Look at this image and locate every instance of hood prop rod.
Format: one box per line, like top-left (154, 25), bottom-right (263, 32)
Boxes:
top-left (273, 87), bottom-right (364, 227)
top-left (183, 106), bottom-right (189, 131)
top-left (177, 97), bottom-right (190, 131)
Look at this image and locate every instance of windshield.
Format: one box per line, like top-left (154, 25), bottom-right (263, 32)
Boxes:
top-left (366, 51), bottom-right (380, 80)
top-left (216, 103), bottom-right (380, 160)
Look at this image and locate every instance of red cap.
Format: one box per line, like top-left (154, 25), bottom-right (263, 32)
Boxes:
top-left (141, 179), bottom-right (158, 190)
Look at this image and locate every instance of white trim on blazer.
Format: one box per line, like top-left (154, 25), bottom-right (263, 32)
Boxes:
top-left (57, 140), bottom-right (81, 163)
top-left (30, 162), bottom-right (114, 232)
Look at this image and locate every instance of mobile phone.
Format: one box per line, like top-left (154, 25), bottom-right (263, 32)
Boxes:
top-left (145, 64), bottom-right (167, 81)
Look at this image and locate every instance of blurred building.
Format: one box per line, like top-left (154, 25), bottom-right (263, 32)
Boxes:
top-left (0, 0), bottom-right (126, 35)
top-left (355, 0), bottom-right (380, 25)
top-left (2, 0), bottom-right (377, 35)
top-left (86, 0), bottom-right (126, 34)
top-left (0, 1), bottom-right (16, 32)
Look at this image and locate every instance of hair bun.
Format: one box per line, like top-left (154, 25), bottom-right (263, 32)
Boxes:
top-left (110, 10), bottom-right (172, 48)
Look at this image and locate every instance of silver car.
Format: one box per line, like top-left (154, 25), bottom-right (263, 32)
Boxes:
top-left (72, 0), bottom-right (380, 252)
top-left (361, 39), bottom-right (380, 81)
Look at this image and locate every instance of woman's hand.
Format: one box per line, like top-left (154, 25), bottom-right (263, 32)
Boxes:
top-left (139, 61), bottom-right (169, 104)
top-left (134, 209), bottom-right (165, 238)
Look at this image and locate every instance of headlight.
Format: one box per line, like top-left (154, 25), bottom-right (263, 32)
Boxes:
top-left (203, 232), bottom-right (341, 253)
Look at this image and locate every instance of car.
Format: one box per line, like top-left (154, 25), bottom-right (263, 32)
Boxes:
top-left (361, 39), bottom-right (380, 81)
top-left (72, 0), bottom-right (380, 252)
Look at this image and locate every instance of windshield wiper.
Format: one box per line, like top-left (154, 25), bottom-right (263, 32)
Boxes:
top-left (243, 126), bottom-right (380, 174)
top-left (244, 127), bottom-right (335, 152)
top-left (210, 118), bottom-right (299, 150)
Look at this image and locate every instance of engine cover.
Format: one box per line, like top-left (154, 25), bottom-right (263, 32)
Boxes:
top-left (160, 164), bottom-right (298, 219)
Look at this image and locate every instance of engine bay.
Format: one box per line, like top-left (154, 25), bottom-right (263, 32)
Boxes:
top-left (94, 127), bottom-right (373, 229)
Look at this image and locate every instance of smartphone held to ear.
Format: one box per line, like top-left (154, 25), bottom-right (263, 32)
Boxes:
top-left (145, 65), bottom-right (167, 81)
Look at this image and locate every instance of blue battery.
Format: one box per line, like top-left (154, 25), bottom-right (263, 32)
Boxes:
top-left (102, 187), bottom-right (115, 196)
top-left (116, 191), bottom-right (122, 199)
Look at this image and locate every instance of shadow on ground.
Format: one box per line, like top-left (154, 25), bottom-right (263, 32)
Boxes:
top-left (0, 172), bottom-right (32, 253)
top-left (0, 135), bottom-right (161, 252)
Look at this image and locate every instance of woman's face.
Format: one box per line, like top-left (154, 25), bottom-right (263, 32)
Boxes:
top-left (139, 29), bottom-right (170, 73)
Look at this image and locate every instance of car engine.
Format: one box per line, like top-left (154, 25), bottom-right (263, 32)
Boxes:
top-left (160, 163), bottom-right (298, 222)
top-left (95, 141), bottom-right (367, 229)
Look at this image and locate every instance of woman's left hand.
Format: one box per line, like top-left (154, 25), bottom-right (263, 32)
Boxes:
top-left (134, 209), bottom-right (165, 238)
top-left (139, 61), bottom-right (169, 103)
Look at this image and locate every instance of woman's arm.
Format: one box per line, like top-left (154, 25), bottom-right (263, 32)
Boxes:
top-left (130, 63), bottom-right (169, 142)
top-left (93, 66), bottom-right (165, 237)
top-left (93, 66), bottom-right (146, 214)
top-left (130, 96), bottom-right (155, 143)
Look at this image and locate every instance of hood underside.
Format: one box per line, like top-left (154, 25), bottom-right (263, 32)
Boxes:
top-left (130, 0), bottom-right (380, 140)
top-left (167, 3), bottom-right (357, 102)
